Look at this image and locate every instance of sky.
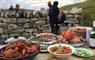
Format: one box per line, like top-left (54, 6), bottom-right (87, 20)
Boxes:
top-left (0, 0), bottom-right (86, 10)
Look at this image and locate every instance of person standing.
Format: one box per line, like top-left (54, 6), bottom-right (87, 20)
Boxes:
top-left (48, 1), bottom-right (52, 19)
top-left (9, 5), bottom-right (14, 10)
top-left (48, 1), bottom-right (60, 34)
top-left (48, 1), bottom-right (52, 24)
top-left (60, 11), bottom-right (67, 26)
top-left (48, 1), bottom-right (52, 8)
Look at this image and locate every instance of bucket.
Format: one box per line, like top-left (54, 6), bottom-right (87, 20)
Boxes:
top-left (85, 27), bottom-right (93, 45)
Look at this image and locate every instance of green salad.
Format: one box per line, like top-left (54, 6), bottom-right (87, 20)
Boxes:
top-left (74, 48), bottom-right (92, 57)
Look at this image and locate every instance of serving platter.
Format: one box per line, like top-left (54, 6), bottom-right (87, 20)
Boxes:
top-left (0, 47), bottom-right (39, 60)
top-left (0, 40), bottom-right (40, 60)
top-left (62, 43), bottom-right (84, 47)
top-left (29, 33), bottom-right (58, 52)
top-left (58, 36), bottom-right (85, 47)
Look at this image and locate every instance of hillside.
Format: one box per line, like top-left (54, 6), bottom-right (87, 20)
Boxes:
top-left (60, 0), bottom-right (95, 27)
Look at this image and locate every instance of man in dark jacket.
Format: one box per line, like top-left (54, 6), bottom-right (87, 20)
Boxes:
top-left (48, 1), bottom-right (60, 34)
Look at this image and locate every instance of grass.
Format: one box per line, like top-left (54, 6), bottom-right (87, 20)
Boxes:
top-left (60, 0), bottom-right (95, 27)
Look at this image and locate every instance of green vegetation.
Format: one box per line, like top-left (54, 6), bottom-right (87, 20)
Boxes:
top-left (93, 27), bottom-right (95, 31)
top-left (60, 0), bottom-right (95, 27)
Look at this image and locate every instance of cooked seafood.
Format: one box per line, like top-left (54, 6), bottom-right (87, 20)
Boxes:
top-left (0, 40), bottom-right (40, 58)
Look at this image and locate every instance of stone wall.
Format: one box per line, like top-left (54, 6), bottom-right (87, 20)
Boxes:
top-left (0, 10), bottom-right (50, 42)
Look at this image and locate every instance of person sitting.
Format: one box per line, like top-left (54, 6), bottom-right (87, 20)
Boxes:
top-left (15, 4), bottom-right (20, 12)
top-left (15, 4), bottom-right (24, 18)
top-left (9, 5), bottom-right (14, 10)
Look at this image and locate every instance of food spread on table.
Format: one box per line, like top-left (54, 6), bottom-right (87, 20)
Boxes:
top-left (0, 40), bottom-right (40, 58)
top-left (0, 26), bottom-right (94, 59)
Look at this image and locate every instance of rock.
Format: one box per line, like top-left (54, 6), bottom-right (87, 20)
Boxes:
top-left (39, 27), bottom-right (47, 30)
top-left (10, 34), bottom-right (20, 37)
top-left (15, 10), bottom-right (23, 18)
top-left (0, 11), bottom-right (4, 17)
top-left (30, 18), bottom-right (38, 24)
top-left (17, 28), bottom-right (25, 33)
top-left (23, 10), bottom-right (32, 18)
top-left (9, 29), bottom-right (18, 33)
top-left (46, 16), bottom-right (50, 24)
top-left (42, 24), bottom-right (50, 29)
top-left (33, 11), bottom-right (40, 18)
top-left (38, 18), bottom-right (46, 21)
top-left (7, 27), bottom-right (24, 34)
top-left (17, 23), bottom-right (24, 27)
top-left (4, 29), bottom-right (19, 34)
top-left (1, 34), bottom-right (9, 39)
top-left (25, 28), bottom-right (37, 33)
top-left (17, 18), bottom-right (29, 23)
top-left (0, 23), bottom-right (7, 28)
top-left (4, 11), bottom-right (16, 18)
top-left (26, 11), bottom-right (31, 18)
top-left (67, 14), bottom-right (74, 18)
top-left (10, 18), bottom-right (17, 23)
top-left (21, 33), bottom-right (30, 38)
top-left (39, 8), bottom-right (48, 17)
top-left (35, 20), bottom-right (46, 26)
top-left (8, 24), bottom-right (18, 30)
top-left (43, 29), bottom-right (51, 33)
top-left (32, 24), bottom-right (38, 28)
top-left (30, 11), bottom-right (33, 18)
top-left (0, 28), bottom-right (4, 34)
top-left (4, 29), bottom-right (9, 34)
top-left (67, 18), bottom-right (79, 24)
top-left (0, 18), bottom-right (4, 22)
top-left (24, 23), bottom-right (31, 28)
top-left (38, 11), bottom-right (44, 17)
top-left (3, 18), bottom-right (11, 23)
top-left (23, 11), bottom-right (27, 18)
top-left (38, 17), bottom-right (47, 24)
top-left (38, 27), bottom-right (46, 33)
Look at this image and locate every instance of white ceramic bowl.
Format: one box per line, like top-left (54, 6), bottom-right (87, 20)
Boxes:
top-left (47, 44), bottom-right (75, 58)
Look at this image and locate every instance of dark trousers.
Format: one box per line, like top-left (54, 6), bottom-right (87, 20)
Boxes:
top-left (50, 23), bottom-right (59, 34)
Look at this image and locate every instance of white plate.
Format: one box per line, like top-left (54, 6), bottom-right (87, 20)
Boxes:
top-left (48, 44), bottom-right (76, 55)
top-left (68, 43), bottom-right (84, 47)
top-left (0, 44), bottom-right (8, 49)
top-left (47, 44), bottom-right (76, 58)
top-left (40, 50), bottom-right (48, 52)
top-left (59, 42), bottom-right (84, 47)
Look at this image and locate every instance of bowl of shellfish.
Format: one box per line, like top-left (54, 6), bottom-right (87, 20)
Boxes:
top-left (0, 40), bottom-right (40, 60)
